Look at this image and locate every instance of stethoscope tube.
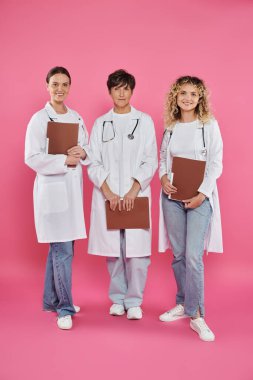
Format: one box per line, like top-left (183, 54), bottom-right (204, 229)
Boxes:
top-left (161, 123), bottom-right (207, 156)
top-left (102, 118), bottom-right (140, 142)
top-left (45, 108), bottom-right (84, 130)
top-left (128, 119), bottom-right (139, 140)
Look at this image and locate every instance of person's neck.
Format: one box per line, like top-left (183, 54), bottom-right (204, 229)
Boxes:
top-left (113, 104), bottom-right (131, 114)
top-left (180, 111), bottom-right (197, 123)
top-left (50, 101), bottom-right (67, 114)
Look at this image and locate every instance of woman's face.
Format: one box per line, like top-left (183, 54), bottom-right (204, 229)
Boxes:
top-left (110, 84), bottom-right (133, 110)
top-left (47, 73), bottom-right (70, 103)
top-left (176, 83), bottom-right (200, 113)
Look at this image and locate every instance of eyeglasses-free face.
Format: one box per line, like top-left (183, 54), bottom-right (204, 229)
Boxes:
top-left (47, 73), bottom-right (71, 104)
top-left (177, 83), bottom-right (200, 114)
top-left (110, 84), bottom-right (133, 113)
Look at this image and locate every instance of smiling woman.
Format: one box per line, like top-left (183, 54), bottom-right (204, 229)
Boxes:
top-left (46, 67), bottom-right (71, 113)
top-left (176, 85), bottom-right (199, 112)
top-left (164, 76), bottom-right (211, 126)
top-left (159, 75), bottom-right (223, 342)
top-left (25, 66), bottom-right (91, 331)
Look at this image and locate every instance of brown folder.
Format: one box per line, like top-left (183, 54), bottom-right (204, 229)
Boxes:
top-left (170, 157), bottom-right (206, 201)
top-left (105, 197), bottom-right (150, 230)
top-left (47, 122), bottom-right (79, 154)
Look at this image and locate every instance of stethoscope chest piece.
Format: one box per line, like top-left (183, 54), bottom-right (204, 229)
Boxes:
top-left (128, 134), bottom-right (134, 140)
top-left (201, 148), bottom-right (207, 156)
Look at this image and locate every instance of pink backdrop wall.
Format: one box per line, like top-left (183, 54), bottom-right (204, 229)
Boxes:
top-left (1, 0), bottom-right (253, 378)
top-left (1, 0), bottom-right (252, 277)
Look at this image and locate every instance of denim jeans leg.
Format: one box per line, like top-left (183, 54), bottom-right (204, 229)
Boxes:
top-left (106, 230), bottom-right (127, 305)
top-left (51, 241), bottom-right (76, 317)
top-left (162, 193), bottom-right (187, 305)
top-left (184, 199), bottom-right (212, 317)
top-left (43, 245), bottom-right (59, 311)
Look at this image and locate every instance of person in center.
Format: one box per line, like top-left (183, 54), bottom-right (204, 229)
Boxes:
top-left (88, 69), bottom-right (157, 319)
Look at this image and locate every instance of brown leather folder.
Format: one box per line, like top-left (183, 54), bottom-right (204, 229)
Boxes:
top-left (105, 197), bottom-right (150, 230)
top-left (170, 157), bottom-right (206, 201)
top-left (47, 122), bottom-right (79, 154)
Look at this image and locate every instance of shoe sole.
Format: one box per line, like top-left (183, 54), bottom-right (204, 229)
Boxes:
top-left (159, 314), bottom-right (189, 322)
top-left (127, 316), bottom-right (142, 320)
top-left (190, 323), bottom-right (215, 342)
top-left (57, 320), bottom-right (72, 330)
top-left (57, 324), bottom-right (72, 330)
top-left (109, 311), bottom-right (125, 316)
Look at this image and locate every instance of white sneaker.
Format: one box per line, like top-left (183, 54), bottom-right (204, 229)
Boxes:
top-left (73, 305), bottom-right (80, 313)
top-left (57, 315), bottom-right (72, 330)
top-left (109, 304), bottom-right (125, 316)
top-left (127, 307), bottom-right (143, 320)
top-left (44, 305), bottom-right (80, 313)
top-left (159, 304), bottom-right (188, 322)
top-left (190, 318), bottom-right (215, 341)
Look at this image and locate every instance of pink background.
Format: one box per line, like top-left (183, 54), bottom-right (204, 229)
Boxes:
top-left (1, 0), bottom-right (253, 379)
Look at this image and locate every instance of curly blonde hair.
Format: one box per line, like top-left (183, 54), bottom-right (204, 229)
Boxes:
top-left (164, 76), bottom-right (212, 128)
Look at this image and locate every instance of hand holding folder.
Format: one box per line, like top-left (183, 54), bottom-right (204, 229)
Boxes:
top-left (105, 197), bottom-right (150, 230)
top-left (170, 157), bottom-right (206, 201)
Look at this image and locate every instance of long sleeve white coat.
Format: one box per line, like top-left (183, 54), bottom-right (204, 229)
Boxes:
top-left (25, 102), bottom-right (90, 243)
top-left (88, 107), bottom-right (158, 257)
top-left (159, 119), bottom-right (223, 253)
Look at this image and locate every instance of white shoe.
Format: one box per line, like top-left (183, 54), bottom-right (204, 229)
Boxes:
top-left (109, 304), bottom-right (125, 316)
top-left (73, 305), bottom-right (80, 313)
top-left (190, 318), bottom-right (215, 341)
top-left (44, 305), bottom-right (80, 313)
top-left (159, 304), bottom-right (188, 322)
top-left (127, 307), bottom-right (143, 320)
top-left (57, 315), bottom-right (72, 330)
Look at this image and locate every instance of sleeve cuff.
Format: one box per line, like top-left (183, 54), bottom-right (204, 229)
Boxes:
top-left (198, 185), bottom-right (211, 199)
top-left (98, 171), bottom-right (110, 189)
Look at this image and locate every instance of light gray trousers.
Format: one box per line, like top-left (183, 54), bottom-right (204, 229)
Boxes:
top-left (106, 230), bottom-right (150, 309)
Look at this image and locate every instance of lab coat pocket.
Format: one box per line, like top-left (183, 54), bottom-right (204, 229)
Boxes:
top-left (39, 182), bottom-right (69, 214)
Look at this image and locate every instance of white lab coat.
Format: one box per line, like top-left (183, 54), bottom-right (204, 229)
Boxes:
top-left (25, 102), bottom-right (90, 243)
top-left (159, 119), bottom-right (223, 253)
top-left (88, 107), bottom-right (158, 257)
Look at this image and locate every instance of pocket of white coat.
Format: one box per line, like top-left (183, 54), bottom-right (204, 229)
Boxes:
top-left (38, 182), bottom-right (69, 214)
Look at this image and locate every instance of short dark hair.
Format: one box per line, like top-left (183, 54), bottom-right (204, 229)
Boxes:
top-left (46, 66), bottom-right (71, 84)
top-left (107, 69), bottom-right (135, 92)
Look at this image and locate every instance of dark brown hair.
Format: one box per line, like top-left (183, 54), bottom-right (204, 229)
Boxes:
top-left (107, 69), bottom-right (135, 92)
top-left (46, 66), bottom-right (71, 85)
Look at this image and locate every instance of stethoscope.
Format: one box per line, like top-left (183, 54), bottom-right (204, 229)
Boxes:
top-left (102, 119), bottom-right (139, 142)
top-left (162, 123), bottom-right (207, 156)
top-left (201, 126), bottom-right (207, 156)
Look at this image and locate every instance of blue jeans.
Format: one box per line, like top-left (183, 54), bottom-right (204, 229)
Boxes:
top-left (162, 193), bottom-right (212, 317)
top-left (43, 241), bottom-right (76, 317)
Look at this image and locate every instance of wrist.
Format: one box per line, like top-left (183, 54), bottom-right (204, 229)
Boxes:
top-left (81, 149), bottom-right (86, 160)
top-left (198, 192), bottom-right (206, 202)
top-left (161, 175), bottom-right (168, 185)
top-left (103, 188), bottom-right (113, 200)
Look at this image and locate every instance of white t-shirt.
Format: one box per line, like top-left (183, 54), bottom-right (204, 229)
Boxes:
top-left (169, 120), bottom-right (205, 159)
top-left (112, 109), bottom-right (132, 197)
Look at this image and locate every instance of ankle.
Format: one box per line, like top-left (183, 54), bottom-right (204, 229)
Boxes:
top-left (191, 311), bottom-right (201, 320)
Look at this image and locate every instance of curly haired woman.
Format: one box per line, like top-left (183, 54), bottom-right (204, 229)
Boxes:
top-left (158, 76), bottom-right (223, 341)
